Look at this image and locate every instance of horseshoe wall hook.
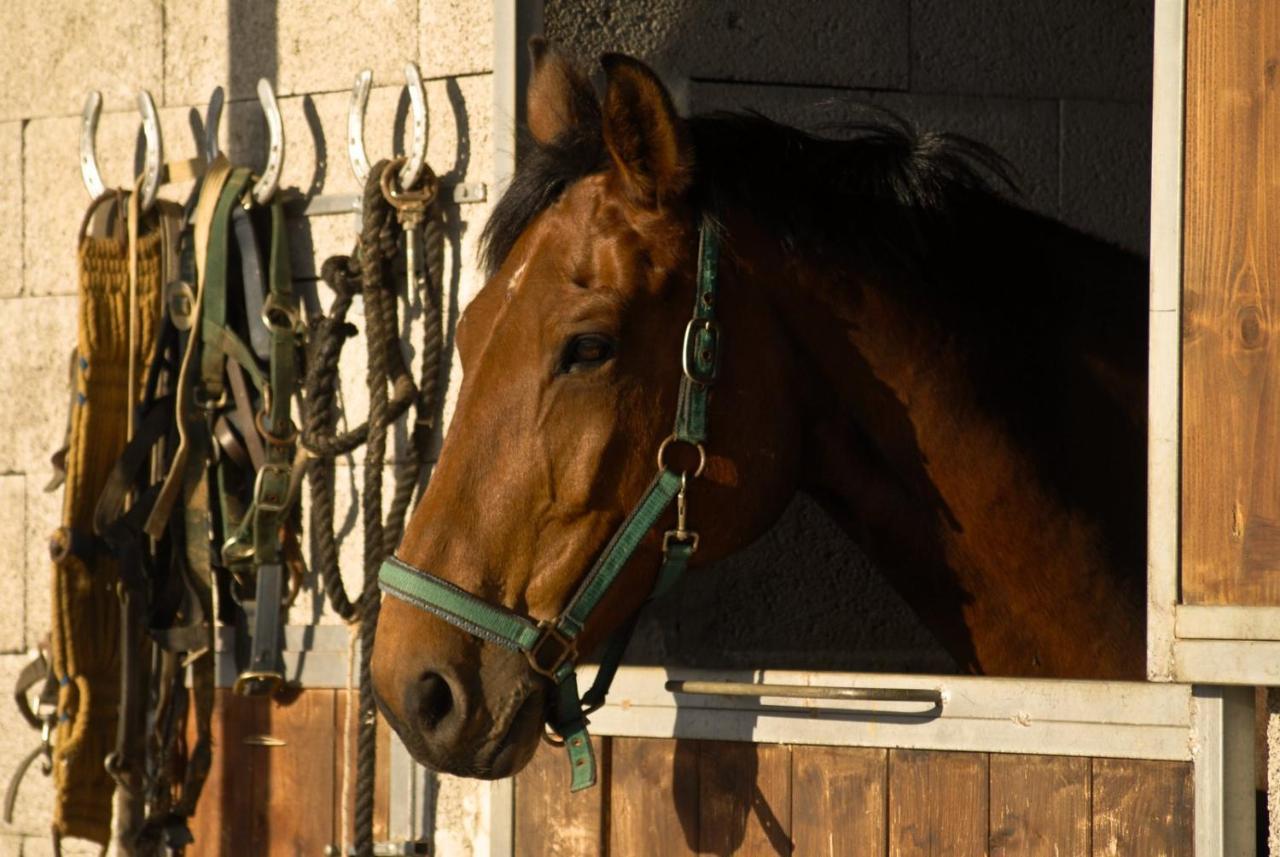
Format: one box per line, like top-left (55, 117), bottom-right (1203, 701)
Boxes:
top-left (205, 85), bottom-right (225, 164)
top-left (347, 61), bottom-right (428, 189)
top-left (252, 78), bottom-right (285, 204)
top-left (80, 89), bottom-right (164, 211)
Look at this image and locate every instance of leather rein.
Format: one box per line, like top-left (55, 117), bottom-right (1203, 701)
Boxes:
top-left (377, 219), bottom-right (722, 790)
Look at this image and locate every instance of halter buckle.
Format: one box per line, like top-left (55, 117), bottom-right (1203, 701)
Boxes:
top-left (526, 621), bottom-right (578, 679)
top-left (682, 318), bottom-right (720, 385)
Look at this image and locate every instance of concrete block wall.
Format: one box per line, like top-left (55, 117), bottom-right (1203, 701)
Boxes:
top-left (0, 2), bottom-right (497, 854)
top-left (546, 0), bottom-right (1154, 671)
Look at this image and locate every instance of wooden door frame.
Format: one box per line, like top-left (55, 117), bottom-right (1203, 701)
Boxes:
top-left (1147, 0), bottom-right (1280, 684)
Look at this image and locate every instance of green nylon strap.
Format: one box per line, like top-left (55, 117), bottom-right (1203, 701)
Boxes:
top-left (263, 200), bottom-right (295, 438)
top-left (673, 223), bottom-right (720, 444)
top-left (379, 559), bottom-right (542, 650)
top-left (377, 468), bottom-right (683, 650)
top-left (549, 674), bottom-right (596, 791)
top-left (199, 168), bottom-right (253, 399)
top-left (556, 468), bottom-right (683, 638)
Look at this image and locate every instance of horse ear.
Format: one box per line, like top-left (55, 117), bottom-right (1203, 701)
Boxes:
top-left (601, 53), bottom-right (693, 207)
top-left (526, 37), bottom-right (597, 146)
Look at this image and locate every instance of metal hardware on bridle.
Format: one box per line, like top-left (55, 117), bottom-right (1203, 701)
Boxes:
top-left (378, 216), bottom-right (722, 791)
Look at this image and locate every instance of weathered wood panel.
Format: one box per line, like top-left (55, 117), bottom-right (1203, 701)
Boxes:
top-left (515, 736), bottom-right (607, 856)
top-left (1091, 759), bottom-right (1193, 857)
top-left (889, 749), bottom-right (989, 857)
top-left (607, 737), bottom-right (699, 855)
top-left (698, 741), bottom-right (792, 856)
top-left (515, 740), bottom-right (1196, 856)
top-left (188, 688), bottom-right (391, 855)
top-left (1181, 0), bottom-right (1280, 603)
top-left (263, 689), bottom-right (337, 855)
top-left (189, 691), bottom-right (270, 855)
top-left (989, 754), bottom-right (1089, 856)
top-left (791, 746), bottom-right (887, 857)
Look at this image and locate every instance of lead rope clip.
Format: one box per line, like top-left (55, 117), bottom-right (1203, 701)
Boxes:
top-left (663, 472), bottom-right (700, 554)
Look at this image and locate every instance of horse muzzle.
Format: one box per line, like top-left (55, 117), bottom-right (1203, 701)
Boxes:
top-left (371, 601), bottom-right (547, 779)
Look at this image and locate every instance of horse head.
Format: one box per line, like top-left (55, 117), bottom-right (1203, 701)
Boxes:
top-left (371, 43), bottom-right (803, 780)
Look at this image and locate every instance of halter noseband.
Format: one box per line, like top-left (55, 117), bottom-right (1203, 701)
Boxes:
top-left (377, 219), bottom-right (721, 791)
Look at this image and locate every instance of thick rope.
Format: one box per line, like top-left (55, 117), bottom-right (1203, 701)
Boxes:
top-left (303, 160), bottom-right (445, 857)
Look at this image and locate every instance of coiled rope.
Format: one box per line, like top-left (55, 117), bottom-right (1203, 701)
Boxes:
top-left (302, 159), bottom-right (444, 857)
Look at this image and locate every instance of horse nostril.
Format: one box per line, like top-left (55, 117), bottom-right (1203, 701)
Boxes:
top-left (415, 672), bottom-right (455, 730)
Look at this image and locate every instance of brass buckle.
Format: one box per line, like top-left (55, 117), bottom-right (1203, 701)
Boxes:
top-left (253, 462), bottom-right (292, 514)
top-left (525, 622), bottom-right (578, 679)
top-left (233, 669), bottom-right (284, 697)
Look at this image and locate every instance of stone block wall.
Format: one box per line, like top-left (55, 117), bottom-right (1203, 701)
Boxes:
top-left (0, 2), bottom-right (496, 854)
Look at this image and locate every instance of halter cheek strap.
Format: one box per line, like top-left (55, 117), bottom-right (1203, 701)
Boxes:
top-left (378, 220), bottom-right (721, 791)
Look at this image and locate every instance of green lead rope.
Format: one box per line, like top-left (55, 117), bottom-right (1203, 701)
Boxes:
top-left (377, 220), bottom-right (722, 791)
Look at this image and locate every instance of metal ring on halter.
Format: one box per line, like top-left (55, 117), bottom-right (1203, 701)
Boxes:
top-left (255, 409), bottom-right (299, 447)
top-left (656, 434), bottom-right (707, 478)
top-left (378, 155), bottom-right (439, 208)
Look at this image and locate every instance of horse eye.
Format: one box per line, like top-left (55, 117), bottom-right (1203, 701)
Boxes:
top-left (561, 335), bottom-right (615, 373)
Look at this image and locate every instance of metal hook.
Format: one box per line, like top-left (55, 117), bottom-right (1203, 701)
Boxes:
top-left (137, 90), bottom-right (162, 211)
top-left (79, 89), bottom-right (164, 212)
top-left (347, 61), bottom-right (428, 189)
top-left (79, 92), bottom-right (105, 200)
top-left (251, 78), bottom-right (285, 205)
top-left (205, 86), bottom-right (225, 164)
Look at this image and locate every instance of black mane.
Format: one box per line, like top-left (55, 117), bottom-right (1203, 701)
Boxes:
top-left (480, 108), bottom-right (1020, 277)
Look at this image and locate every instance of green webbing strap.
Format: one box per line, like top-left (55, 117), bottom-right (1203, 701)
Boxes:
top-left (557, 469), bottom-right (682, 637)
top-left (674, 225), bottom-right (720, 444)
top-left (199, 168), bottom-right (253, 400)
top-left (376, 216), bottom-right (723, 793)
top-left (379, 559), bottom-right (541, 649)
top-left (263, 201), bottom-right (295, 439)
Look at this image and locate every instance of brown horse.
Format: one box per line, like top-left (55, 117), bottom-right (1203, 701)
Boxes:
top-left (370, 43), bottom-right (1148, 780)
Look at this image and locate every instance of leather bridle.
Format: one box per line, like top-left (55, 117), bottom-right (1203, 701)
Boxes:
top-left (377, 219), bottom-right (722, 790)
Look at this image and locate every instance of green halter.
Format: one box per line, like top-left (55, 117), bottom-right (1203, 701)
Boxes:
top-left (378, 219), bottom-right (721, 791)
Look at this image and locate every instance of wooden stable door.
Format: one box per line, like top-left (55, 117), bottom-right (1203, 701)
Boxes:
top-left (512, 737), bottom-right (1193, 856)
top-left (186, 688), bottom-right (390, 855)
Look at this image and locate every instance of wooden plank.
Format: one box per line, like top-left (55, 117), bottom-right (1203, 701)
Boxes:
top-left (189, 689), bottom-right (271, 856)
top-left (1091, 759), bottom-right (1193, 857)
top-left (1182, 0), bottom-right (1280, 604)
top-left (791, 746), bottom-right (887, 857)
top-left (262, 689), bottom-right (338, 855)
top-left (608, 737), bottom-right (699, 855)
top-left (888, 749), bottom-right (988, 857)
top-left (989, 754), bottom-right (1089, 857)
top-left (698, 741), bottom-right (792, 856)
top-left (514, 735), bottom-right (606, 856)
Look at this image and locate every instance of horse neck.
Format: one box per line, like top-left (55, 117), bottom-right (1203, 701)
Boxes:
top-left (750, 213), bottom-right (1147, 679)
